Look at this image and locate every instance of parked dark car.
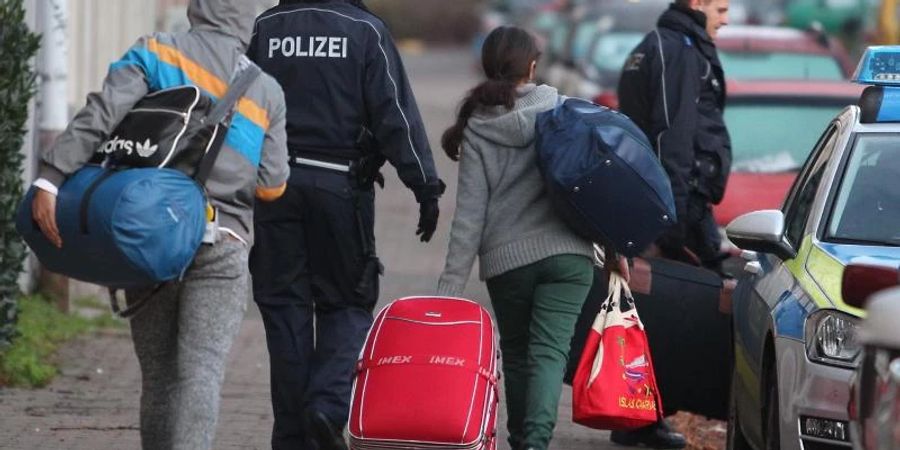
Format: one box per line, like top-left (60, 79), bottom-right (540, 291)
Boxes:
top-left (537, 0), bottom-right (668, 98)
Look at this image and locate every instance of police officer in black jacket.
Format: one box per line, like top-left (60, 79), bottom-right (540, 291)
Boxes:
top-left (619, 0), bottom-right (732, 276)
top-left (616, 0), bottom-right (730, 447)
top-left (247, 1), bottom-right (444, 449)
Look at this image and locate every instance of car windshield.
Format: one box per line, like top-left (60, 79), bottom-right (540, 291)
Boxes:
top-left (590, 32), bottom-right (645, 72)
top-left (530, 10), bottom-right (561, 33)
top-left (719, 51), bottom-right (845, 80)
top-left (549, 23), bottom-right (569, 56)
top-left (572, 21), bottom-right (603, 61)
top-left (725, 101), bottom-right (848, 172)
top-left (827, 134), bottom-right (900, 246)
top-left (598, 1), bottom-right (669, 31)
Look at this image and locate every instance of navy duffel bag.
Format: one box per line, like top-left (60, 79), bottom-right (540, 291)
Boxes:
top-left (535, 98), bottom-right (677, 257)
top-left (16, 165), bottom-right (206, 288)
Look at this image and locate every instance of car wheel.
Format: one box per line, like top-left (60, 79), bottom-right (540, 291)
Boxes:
top-left (727, 368), bottom-right (752, 450)
top-left (764, 366), bottom-right (781, 450)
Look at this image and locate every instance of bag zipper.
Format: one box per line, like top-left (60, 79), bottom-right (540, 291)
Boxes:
top-left (129, 108), bottom-right (188, 117)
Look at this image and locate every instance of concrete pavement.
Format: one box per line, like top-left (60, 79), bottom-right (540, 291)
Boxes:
top-left (0, 48), bottom-right (614, 450)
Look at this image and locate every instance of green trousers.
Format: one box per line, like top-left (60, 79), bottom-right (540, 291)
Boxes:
top-left (486, 254), bottom-right (593, 450)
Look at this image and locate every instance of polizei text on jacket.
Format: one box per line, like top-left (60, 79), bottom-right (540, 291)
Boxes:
top-left (268, 36), bottom-right (349, 59)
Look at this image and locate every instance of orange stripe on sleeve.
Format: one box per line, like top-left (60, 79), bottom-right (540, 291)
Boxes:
top-left (237, 98), bottom-right (271, 130)
top-left (147, 39), bottom-right (271, 130)
top-left (256, 183), bottom-right (287, 202)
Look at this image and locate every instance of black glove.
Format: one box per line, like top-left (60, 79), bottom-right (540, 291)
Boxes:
top-left (657, 223), bottom-right (686, 257)
top-left (416, 198), bottom-right (440, 242)
top-left (656, 221), bottom-right (701, 266)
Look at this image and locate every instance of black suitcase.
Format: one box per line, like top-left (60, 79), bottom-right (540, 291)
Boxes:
top-left (566, 257), bottom-right (732, 420)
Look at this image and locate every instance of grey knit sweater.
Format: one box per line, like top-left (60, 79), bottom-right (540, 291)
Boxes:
top-left (437, 84), bottom-right (593, 297)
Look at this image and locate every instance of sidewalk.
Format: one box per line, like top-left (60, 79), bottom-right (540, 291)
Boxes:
top-left (0, 313), bottom-right (612, 450)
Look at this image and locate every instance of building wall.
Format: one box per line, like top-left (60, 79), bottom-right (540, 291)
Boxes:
top-left (66, 0), bottom-right (157, 110)
top-left (67, 0), bottom-right (277, 109)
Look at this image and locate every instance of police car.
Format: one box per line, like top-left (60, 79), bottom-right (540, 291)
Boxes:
top-left (724, 46), bottom-right (900, 450)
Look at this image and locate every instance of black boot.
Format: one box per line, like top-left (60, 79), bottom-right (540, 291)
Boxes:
top-left (305, 410), bottom-right (349, 450)
top-left (610, 419), bottom-right (686, 449)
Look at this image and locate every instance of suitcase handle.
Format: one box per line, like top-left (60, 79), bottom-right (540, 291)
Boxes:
top-left (356, 354), bottom-right (498, 384)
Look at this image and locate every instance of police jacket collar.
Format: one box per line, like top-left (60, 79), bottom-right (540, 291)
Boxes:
top-left (279, 0), bottom-right (354, 5)
top-left (658, 4), bottom-right (722, 71)
top-left (658, 5), bottom-right (713, 47)
top-left (278, 0), bottom-right (375, 16)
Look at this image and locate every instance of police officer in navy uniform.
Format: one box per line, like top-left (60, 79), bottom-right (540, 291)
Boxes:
top-left (247, 1), bottom-right (444, 449)
top-left (618, 0), bottom-right (732, 276)
top-left (615, 0), bottom-right (731, 448)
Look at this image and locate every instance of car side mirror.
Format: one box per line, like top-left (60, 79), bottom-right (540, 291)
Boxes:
top-left (842, 264), bottom-right (900, 309)
top-left (725, 210), bottom-right (796, 261)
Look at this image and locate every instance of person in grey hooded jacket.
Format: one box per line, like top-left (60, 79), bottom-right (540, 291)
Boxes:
top-left (30, 1), bottom-right (289, 449)
top-left (437, 26), bottom-right (627, 450)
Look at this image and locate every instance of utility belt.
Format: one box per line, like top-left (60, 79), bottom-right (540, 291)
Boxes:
top-left (289, 147), bottom-right (384, 297)
top-left (289, 148), bottom-right (385, 189)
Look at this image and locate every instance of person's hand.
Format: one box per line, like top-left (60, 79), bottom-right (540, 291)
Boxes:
top-left (416, 198), bottom-right (439, 242)
top-left (657, 221), bottom-right (704, 266)
top-left (608, 254), bottom-right (631, 283)
top-left (616, 255), bottom-right (631, 283)
top-left (32, 189), bottom-right (62, 248)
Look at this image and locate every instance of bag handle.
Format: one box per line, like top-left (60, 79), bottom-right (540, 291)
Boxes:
top-left (194, 57), bottom-right (262, 186)
top-left (108, 284), bottom-right (167, 319)
top-left (608, 272), bottom-right (622, 308)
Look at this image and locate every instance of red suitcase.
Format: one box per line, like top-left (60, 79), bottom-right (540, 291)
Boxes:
top-left (349, 296), bottom-right (499, 450)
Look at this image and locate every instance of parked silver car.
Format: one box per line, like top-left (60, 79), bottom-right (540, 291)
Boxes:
top-left (725, 47), bottom-right (900, 450)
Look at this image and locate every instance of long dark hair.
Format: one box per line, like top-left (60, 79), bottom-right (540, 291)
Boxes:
top-left (441, 26), bottom-right (541, 161)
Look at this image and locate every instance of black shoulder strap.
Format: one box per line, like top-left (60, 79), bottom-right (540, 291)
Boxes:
top-left (195, 57), bottom-right (263, 186)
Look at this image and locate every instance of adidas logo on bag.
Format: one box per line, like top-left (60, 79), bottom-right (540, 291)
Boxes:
top-left (99, 136), bottom-right (159, 158)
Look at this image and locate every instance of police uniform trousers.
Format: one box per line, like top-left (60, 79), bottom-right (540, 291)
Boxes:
top-left (250, 164), bottom-right (378, 449)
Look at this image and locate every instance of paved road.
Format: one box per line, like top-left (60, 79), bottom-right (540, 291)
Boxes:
top-left (0, 48), bottom-right (614, 450)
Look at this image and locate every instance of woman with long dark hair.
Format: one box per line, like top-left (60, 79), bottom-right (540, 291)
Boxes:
top-left (437, 26), bottom-right (625, 450)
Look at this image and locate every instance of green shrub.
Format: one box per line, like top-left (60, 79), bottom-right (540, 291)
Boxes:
top-left (0, 296), bottom-right (119, 388)
top-left (0, 0), bottom-right (41, 350)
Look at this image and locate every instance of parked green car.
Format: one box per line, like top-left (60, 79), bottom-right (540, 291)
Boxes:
top-left (787, 0), bottom-right (878, 35)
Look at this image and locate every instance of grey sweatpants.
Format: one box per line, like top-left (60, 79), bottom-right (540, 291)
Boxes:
top-left (127, 241), bottom-right (249, 450)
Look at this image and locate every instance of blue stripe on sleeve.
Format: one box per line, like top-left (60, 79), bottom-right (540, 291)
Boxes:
top-left (109, 46), bottom-right (160, 90)
top-left (225, 115), bottom-right (265, 167)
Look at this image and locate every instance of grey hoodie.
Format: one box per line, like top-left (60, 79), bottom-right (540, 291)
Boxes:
top-left (39, 0), bottom-right (289, 245)
top-left (437, 84), bottom-right (593, 297)
top-left (187, 0), bottom-right (253, 47)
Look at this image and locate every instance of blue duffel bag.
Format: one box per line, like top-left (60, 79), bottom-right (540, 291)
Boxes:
top-left (16, 165), bottom-right (206, 288)
top-left (535, 98), bottom-right (677, 257)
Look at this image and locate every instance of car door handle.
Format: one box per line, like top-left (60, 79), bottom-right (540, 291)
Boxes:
top-left (744, 261), bottom-right (762, 274)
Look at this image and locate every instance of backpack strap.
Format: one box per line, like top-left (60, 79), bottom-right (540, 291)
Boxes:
top-left (194, 57), bottom-right (263, 186)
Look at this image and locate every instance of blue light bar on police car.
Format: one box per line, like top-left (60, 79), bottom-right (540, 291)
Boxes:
top-left (853, 46), bottom-right (900, 85)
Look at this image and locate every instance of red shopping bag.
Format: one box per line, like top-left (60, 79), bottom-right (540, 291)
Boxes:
top-left (572, 272), bottom-right (663, 430)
